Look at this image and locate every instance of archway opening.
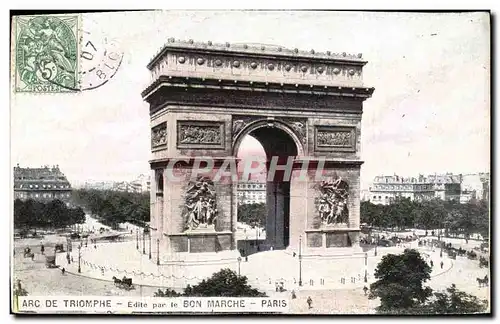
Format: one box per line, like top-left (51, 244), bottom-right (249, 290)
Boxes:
top-left (236, 124), bottom-right (299, 254)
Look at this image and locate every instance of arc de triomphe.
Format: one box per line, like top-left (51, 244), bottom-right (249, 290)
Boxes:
top-left (142, 39), bottom-right (374, 263)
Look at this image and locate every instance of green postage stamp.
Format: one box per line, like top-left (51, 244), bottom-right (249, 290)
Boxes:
top-left (14, 15), bottom-right (80, 93)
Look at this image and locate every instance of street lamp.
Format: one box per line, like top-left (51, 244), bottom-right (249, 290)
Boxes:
top-left (78, 244), bottom-right (82, 273)
top-left (142, 229), bottom-right (146, 255)
top-left (298, 235), bottom-right (303, 287)
top-left (149, 229), bottom-right (152, 259)
top-left (374, 235), bottom-right (378, 257)
top-left (156, 239), bottom-right (160, 265)
top-left (136, 230), bottom-right (139, 250)
top-left (237, 257), bottom-right (242, 276)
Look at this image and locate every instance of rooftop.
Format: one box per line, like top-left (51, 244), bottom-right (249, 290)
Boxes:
top-left (147, 38), bottom-right (366, 70)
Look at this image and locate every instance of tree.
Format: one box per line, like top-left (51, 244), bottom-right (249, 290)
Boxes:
top-left (154, 269), bottom-right (266, 298)
top-left (237, 203), bottom-right (266, 227)
top-left (369, 249), bottom-right (432, 313)
top-left (186, 269), bottom-right (266, 297)
top-left (420, 284), bottom-right (488, 314)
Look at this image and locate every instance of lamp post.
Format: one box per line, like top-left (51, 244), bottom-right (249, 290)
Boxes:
top-left (149, 229), bottom-right (152, 260)
top-left (136, 230), bottom-right (139, 250)
top-left (156, 239), bottom-right (160, 265)
top-left (298, 235), bottom-right (303, 287)
top-left (78, 244), bottom-right (81, 273)
top-left (374, 235), bottom-right (378, 257)
top-left (237, 257), bottom-right (242, 276)
top-left (142, 229), bottom-right (146, 255)
top-left (66, 241), bottom-right (71, 264)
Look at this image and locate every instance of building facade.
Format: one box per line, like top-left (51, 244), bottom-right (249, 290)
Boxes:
top-left (237, 181), bottom-right (266, 205)
top-left (369, 175), bottom-right (435, 205)
top-left (14, 164), bottom-right (72, 204)
top-left (369, 172), bottom-right (489, 205)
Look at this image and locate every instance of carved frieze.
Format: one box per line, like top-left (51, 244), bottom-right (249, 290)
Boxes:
top-left (314, 126), bottom-right (356, 152)
top-left (151, 122), bottom-right (167, 149)
top-left (177, 121), bottom-right (225, 149)
top-left (315, 177), bottom-right (349, 226)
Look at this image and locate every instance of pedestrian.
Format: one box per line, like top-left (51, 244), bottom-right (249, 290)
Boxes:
top-left (440, 261), bottom-right (444, 269)
top-left (363, 286), bottom-right (368, 296)
top-left (291, 290), bottom-right (296, 299)
top-left (94, 244), bottom-right (97, 249)
top-left (31, 253), bottom-right (35, 261)
top-left (275, 282), bottom-right (279, 292)
top-left (307, 296), bottom-right (313, 309)
top-left (40, 244), bottom-right (45, 255)
top-left (430, 260), bottom-right (434, 267)
top-left (61, 267), bottom-right (66, 275)
top-left (71, 256), bottom-right (74, 263)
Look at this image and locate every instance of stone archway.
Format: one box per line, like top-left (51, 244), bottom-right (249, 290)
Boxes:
top-left (233, 120), bottom-right (302, 250)
top-left (142, 39), bottom-right (374, 262)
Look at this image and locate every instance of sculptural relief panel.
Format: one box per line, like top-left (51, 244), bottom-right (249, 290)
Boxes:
top-left (151, 122), bottom-right (167, 150)
top-left (177, 121), bottom-right (225, 149)
top-left (315, 177), bottom-right (349, 226)
top-left (182, 176), bottom-right (218, 231)
top-left (314, 126), bottom-right (356, 153)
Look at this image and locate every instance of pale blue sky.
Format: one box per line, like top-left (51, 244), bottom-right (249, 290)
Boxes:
top-left (11, 11), bottom-right (490, 189)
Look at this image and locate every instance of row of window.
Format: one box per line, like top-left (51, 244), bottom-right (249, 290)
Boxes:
top-left (19, 184), bottom-right (70, 189)
top-left (16, 192), bottom-right (71, 198)
top-left (373, 184), bottom-right (433, 191)
top-left (237, 192), bottom-right (265, 196)
top-left (238, 184), bottom-right (266, 189)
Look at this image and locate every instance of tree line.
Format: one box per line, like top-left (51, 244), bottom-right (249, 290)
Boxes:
top-left (237, 203), bottom-right (266, 227)
top-left (14, 199), bottom-right (85, 230)
top-left (72, 189), bottom-right (150, 229)
top-left (361, 198), bottom-right (489, 239)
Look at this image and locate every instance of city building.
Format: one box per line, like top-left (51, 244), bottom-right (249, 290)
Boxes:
top-left (462, 172), bottom-right (490, 202)
top-left (369, 172), bottom-right (489, 205)
top-left (13, 164), bottom-right (72, 204)
top-left (82, 181), bottom-right (115, 191)
top-left (130, 174), bottom-right (151, 193)
top-left (427, 173), bottom-right (462, 201)
top-left (369, 175), bottom-right (435, 205)
top-left (237, 180), bottom-right (266, 205)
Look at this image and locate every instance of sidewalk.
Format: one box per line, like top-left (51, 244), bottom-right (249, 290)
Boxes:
top-left (56, 240), bottom-right (454, 292)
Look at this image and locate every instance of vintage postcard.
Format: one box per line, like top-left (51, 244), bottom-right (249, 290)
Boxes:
top-left (10, 10), bottom-right (491, 315)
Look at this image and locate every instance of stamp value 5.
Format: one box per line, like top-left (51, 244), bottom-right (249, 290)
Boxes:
top-left (14, 15), bottom-right (79, 93)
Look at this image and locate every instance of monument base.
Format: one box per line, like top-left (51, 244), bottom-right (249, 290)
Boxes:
top-left (168, 229), bottom-right (233, 253)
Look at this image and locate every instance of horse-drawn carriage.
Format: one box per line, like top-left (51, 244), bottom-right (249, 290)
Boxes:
top-left (447, 250), bottom-right (457, 260)
top-left (467, 250), bottom-right (478, 260)
top-left (112, 276), bottom-right (135, 290)
top-left (45, 255), bottom-right (58, 268)
top-left (54, 244), bottom-right (65, 253)
top-left (479, 256), bottom-right (489, 268)
top-left (23, 247), bottom-right (34, 259)
top-left (477, 275), bottom-right (489, 287)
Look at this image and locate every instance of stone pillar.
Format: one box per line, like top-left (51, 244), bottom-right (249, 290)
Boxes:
top-left (266, 181), bottom-right (277, 248)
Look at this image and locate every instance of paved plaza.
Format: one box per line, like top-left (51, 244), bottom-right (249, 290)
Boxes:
top-left (13, 214), bottom-right (490, 314)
